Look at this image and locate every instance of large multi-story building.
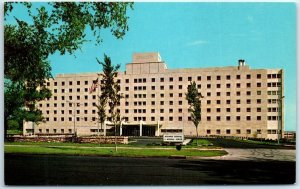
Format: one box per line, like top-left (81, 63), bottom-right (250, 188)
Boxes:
top-left (24, 52), bottom-right (284, 140)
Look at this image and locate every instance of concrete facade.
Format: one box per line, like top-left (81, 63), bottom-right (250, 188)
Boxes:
top-left (23, 52), bottom-right (284, 140)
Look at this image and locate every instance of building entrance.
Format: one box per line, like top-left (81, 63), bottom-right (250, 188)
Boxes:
top-left (122, 125), bottom-right (156, 136)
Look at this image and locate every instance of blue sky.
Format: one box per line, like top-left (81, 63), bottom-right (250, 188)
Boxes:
top-left (6, 2), bottom-right (296, 131)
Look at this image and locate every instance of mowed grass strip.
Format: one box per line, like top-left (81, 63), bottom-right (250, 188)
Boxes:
top-left (5, 145), bottom-right (227, 157)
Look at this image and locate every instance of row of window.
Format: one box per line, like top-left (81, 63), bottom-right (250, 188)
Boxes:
top-left (45, 115), bottom-right (273, 122)
top-left (129, 82), bottom-right (277, 91)
top-left (48, 73), bottom-right (281, 87)
top-left (206, 129), bottom-right (281, 135)
top-left (206, 129), bottom-right (261, 135)
top-left (36, 128), bottom-right (281, 135)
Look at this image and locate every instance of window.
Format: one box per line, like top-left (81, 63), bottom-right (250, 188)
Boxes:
top-left (246, 116), bottom-right (251, 121)
top-left (160, 101), bottom-right (164, 105)
top-left (207, 92), bottom-right (211, 97)
top-left (160, 93), bottom-right (164, 98)
top-left (188, 77), bottom-right (192, 81)
top-left (247, 99), bottom-right (251, 104)
top-left (197, 76), bottom-right (201, 81)
top-left (216, 100), bottom-right (221, 104)
top-left (257, 74), bottom-right (261, 79)
top-left (85, 81), bottom-right (88, 85)
top-left (216, 84), bottom-right (221, 88)
top-left (178, 85), bottom-right (182, 89)
top-left (160, 86), bottom-right (164, 90)
top-left (197, 84), bottom-right (201, 89)
top-left (207, 76), bottom-right (211, 80)
top-left (257, 99), bottom-right (262, 104)
top-left (178, 101), bottom-right (182, 105)
top-left (236, 83), bottom-right (241, 88)
top-left (226, 116), bottom-right (231, 121)
top-left (226, 129), bottom-right (231, 134)
top-left (247, 129), bottom-right (251, 134)
top-left (207, 129), bottom-right (211, 134)
top-left (160, 78), bottom-right (164, 82)
top-left (226, 100), bottom-right (231, 104)
top-left (226, 108), bottom-right (230, 112)
top-left (257, 116), bottom-right (261, 121)
top-left (207, 117), bottom-right (211, 121)
top-left (77, 81), bottom-right (80, 85)
top-left (236, 91), bottom-right (241, 96)
top-left (236, 75), bottom-right (241, 79)
top-left (257, 91), bottom-right (261, 95)
top-left (217, 92), bottom-right (221, 96)
top-left (54, 82), bottom-right (57, 86)
top-left (169, 77), bottom-right (173, 82)
top-left (126, 79), bottom-right (129, 83)
top-left (207, 108), bottom-right (211, 113)
top-left (179, 77), bottom-right (183, 81)
top-left (257, 107), bottom-right (261, 112)
top-left (216, 116), bottom-right (221, 121)
top-left (169, 93), bottom-right (173, 97)
top-left (247, 108), bottom-right (251, 112)
top-left (151, 78), bottom-right (155, 82)
top-left (247, 74), bottom-right (251, 79)
top-left (236, 108), bottom-right (241, 112)
top-left (169, 85), bottom-right (173, 90)
top-left (226, 75), bottom-right (231, 80)
top-left (226, 83), bottom-right (230, 88)
top-left (236, 129), bottom-right (241, 134)
top-left (178, 93), bottom-right (183, 97)
top-left (178, 108), bottom-right (182, 113)
top-left (226, 92), bottom-right (230, 96)
top-left (217, 75), bottom-right (221, 80)
top-left (216, 129), bottom-right (221, 134)
top-left (207, 100), bottom-right (211, 105)
top-left (169, 117), bottom-right (173, 121)
top-left (257, 83), bottom-right (262, 87)
top-left (207, 84), bottom-right (211, 89)
top-left (216, 108), bottom-right (221, 112)
top-left (236, 116), bottom-right (241, 121)
top-left (247, 83), bottom-right (251, 88)
top-left (169, 101), bottom-right (173, 105)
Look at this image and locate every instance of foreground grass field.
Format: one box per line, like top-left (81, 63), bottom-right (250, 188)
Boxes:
top-left (4, 144), bottom-right (227, 157)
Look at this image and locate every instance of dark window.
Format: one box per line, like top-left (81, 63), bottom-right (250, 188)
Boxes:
top-left (207, 76), bottom-right (211, 80)
top-left (216, 75), bottom-right (221, 80)
top-left (179, 77), bottom-right (183, 81)
top-left (226, 75), bottom-right (231, 80)
top-left (188, 77), bottom-right (192, 81)
top-left (247, 74), bottom-right (251, 79)
top-left (257, 74), bottom-right (261, 79)
top-left (169, 77), bottom-right (173, 82)
top-left (160, 78), bottom-right (164, 82)
top-left (236, 75), bottom-right (241, 79)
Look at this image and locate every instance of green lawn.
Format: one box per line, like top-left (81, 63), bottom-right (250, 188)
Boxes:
top-left (190, 139), bottom-right (213, 146)
top-left (4, 145), bottom-right (227, 157)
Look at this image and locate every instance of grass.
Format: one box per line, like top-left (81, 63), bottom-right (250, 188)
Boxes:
top-left (4, 145), bottom-right (227, 157)
top-left (190, 139), bottom-right (213, 146)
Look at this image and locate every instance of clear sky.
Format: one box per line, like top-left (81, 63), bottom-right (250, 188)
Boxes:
top-left (5, 2), bottom-right (296, 131)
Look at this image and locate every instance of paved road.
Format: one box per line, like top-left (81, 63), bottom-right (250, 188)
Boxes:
top-left (199, 148), bottom-right (296, 161)
top-left (5, 154), bottom-right (295, 185)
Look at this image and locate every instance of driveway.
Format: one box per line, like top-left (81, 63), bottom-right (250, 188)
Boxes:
top-left (201, 148), bottom-right (296, 161)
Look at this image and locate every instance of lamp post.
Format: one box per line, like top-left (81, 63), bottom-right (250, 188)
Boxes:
top-left (278, 96), bottom-right (284, 144)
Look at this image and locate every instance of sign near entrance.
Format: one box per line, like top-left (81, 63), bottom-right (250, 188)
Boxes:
top-left (163, 133), bottom-right (184, 143)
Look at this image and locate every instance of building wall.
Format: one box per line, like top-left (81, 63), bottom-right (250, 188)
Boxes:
top-left (24, 52), bottom-right (284, 140)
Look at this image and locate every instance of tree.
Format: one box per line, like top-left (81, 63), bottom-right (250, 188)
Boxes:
top-left (98, 55), bottom-right (122, 151)
top-left (186, 81), bottom-right (204, 146)
top-left (96, 96), bottom-right (107, 136)
top-left (4, 2), bottom-right (133, 138)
